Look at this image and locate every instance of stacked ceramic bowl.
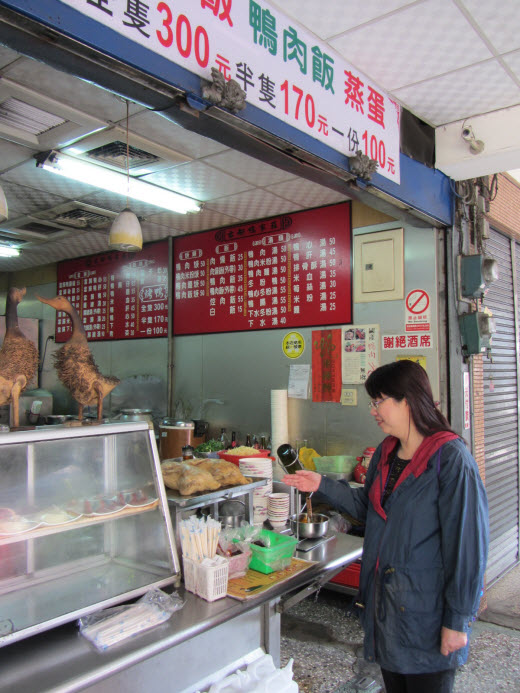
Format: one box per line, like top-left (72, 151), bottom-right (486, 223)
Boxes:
top-left (239, 457), bottom-right (273, 525)
top-left (267, 493), bottom-right (290, 529)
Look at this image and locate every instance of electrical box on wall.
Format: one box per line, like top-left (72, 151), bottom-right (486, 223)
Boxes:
top-left (459, 311), bottom-right (496, 356)
top-left (354, 228), bottom-right (404, 302)
top-left (460, 254), bottom-right (499, 299)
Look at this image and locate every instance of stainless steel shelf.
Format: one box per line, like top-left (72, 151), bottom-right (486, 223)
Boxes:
top-left (165, 477), bottom-right (267, 508)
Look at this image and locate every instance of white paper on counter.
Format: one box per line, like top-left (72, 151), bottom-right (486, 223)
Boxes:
top-left (288, 364), bottom-right (310, 399)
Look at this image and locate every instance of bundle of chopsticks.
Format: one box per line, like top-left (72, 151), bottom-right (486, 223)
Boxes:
top-left (81, 603), bottom-right (170, 650)
top-left (179, 516), bottom-right (221, 562)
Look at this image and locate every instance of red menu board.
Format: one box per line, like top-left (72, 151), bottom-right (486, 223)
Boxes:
top-left (55, 240), bottom-right (168, 342)
top-left (173, 203), bottom-right (351, 335)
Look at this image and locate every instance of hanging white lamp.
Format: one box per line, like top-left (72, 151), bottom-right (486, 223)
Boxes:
top-left (108, 207), bottom-right (143, 252)
top-left (108, 100), bottom-right (143, 252)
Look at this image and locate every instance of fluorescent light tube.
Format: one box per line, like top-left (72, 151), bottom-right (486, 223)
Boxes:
top-left (0, 245), bottom-right (20, 257)
top-left (40, 152), bottom-right (201, 214)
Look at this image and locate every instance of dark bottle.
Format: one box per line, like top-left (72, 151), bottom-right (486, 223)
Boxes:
top-left (230, 431), bottom-right (237, 448)
top-left (252, 435), bottom-right (260, 449)
top-left (277, 443), bottom-right (304, 474)
top-left (245, 434), bottom-right (252, 447)
top-left (182, 444), bottom-right (194, 460)
top-left (260, 435), bottom-right (267, 451)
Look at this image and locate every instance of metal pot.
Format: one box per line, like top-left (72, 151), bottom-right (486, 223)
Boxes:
top-left (159, 420), bottom-right (196, 460)
top-left (289, 513), bottom-right (329, 539)
top-left (219, 499), bottom-right (246, 528)
top-left (45, 415), bottom-right (75, 425)
top-left (116, 408), bottom-right (153, 423)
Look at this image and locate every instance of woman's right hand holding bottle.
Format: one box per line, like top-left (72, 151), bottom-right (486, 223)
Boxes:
top-left (281, 470), bottom-right (321, 492)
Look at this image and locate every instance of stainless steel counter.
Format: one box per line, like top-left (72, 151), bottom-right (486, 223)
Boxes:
top-left (0, 532), bottom-right (363, 693)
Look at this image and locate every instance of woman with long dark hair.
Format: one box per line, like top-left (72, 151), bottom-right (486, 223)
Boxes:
top-left (283, 360), bottom-right (488, 693)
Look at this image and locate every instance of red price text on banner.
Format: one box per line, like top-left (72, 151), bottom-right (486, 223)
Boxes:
top-left (55, 241), bottom-right (169, 342)
top-left (64, 0), bottom-right (400, 183)
top-left (173, 203), bottom-right (352, 335)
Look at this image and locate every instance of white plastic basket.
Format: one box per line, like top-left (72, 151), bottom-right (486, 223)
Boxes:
top-left (197, 556), bottom-right (229, 602)
top-left (183, 557), bottom-right (198, 594)
top-left (183, 556), bottom-right (229, 602)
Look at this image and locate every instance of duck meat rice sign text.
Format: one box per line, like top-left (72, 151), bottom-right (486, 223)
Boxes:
top-left (55, 241), bottom-right (169, 342)
top-left (173, 203), bottom-right (352, 335)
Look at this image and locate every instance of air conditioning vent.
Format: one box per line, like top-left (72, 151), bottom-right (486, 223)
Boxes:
top-left (0, 97), bottom-right (66, 135)
top-left (0, 233), bottom-right (27, 246)
top-left (61, 124), bottom-right (191, 174)
top-left (0, 214), bottom-right (77, 241)
top-left (53, 208), bottom-right (112, 229)
top-left (86, 140), bottom-right (160, 171)
top-left (16, 221), bottom-right (61, 235)
top-left (34, 201), bottom-right (118, 229)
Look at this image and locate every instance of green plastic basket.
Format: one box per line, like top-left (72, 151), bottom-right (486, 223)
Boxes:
top-left (248, 529), bottom-right (298, 574)
top-left (314, 455), bottom-right (357, 476)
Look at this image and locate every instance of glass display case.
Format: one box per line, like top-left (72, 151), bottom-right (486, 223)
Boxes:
top-left (0, 421), bottom-right (179, 647)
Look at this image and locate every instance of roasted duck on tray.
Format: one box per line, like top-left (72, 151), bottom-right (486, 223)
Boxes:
top-left (161, 458), bottom-right (250, 496)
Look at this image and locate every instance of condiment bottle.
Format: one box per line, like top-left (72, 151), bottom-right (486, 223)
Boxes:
top-left (362, 447), bottom-right (376, 466)
top-left (182, 445), bottom-right (194, 460)
top-left (230, 431), bottom-right (237, 448)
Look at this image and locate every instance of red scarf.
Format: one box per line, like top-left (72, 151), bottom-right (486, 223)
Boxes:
top-left (368, 431), bottom-right (458, 520)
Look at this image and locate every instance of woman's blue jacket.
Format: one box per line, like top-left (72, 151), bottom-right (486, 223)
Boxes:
top-left (317, 436), bottom-right (489, 674)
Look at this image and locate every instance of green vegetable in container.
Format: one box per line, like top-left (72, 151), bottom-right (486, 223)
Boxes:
top-left (194, 439), bottom-right (225, 453)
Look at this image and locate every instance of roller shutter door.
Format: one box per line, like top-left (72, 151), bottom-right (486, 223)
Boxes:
top-left (483, 229), bottom-right (519, 584)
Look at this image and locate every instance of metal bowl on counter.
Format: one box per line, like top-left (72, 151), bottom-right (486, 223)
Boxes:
top-left (289, 512), bottom-right (329, 539)
top-left (218, 499), bottom-right (246, 528)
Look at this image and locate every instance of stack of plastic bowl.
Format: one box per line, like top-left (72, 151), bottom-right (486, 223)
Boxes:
top-left (239, 457), bottom-right (273, 525)
top-left (267, 493), bottom-right (290, 529)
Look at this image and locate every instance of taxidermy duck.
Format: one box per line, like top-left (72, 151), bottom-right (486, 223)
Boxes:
top-left (0, 287), bottom-right (39, 428)
top-left (37, 295), bottom-right (119, 421)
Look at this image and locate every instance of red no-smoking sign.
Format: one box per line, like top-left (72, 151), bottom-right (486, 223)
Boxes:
top-left (405, 289), bottom-right (431, 332)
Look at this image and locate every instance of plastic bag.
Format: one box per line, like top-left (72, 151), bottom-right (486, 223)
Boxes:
top-left (217, 530), bottom-right (252, 579)
top-left (218, 537), bottom-right (250, 558)
top-left (220, 523), bottom-right (264, 547)
top-left (79, 588), bottom-right (185, 652)
top-left (239, 523), bottom-right (263, 545)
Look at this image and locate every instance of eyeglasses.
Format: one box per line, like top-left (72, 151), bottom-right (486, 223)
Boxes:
top-left (369, 396), bottom-right (390, 410)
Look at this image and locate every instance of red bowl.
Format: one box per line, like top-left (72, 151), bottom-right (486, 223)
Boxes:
top-left (218, 450), bottom-right (270, 465)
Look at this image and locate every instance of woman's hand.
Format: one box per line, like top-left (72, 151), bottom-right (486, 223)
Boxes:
top-left (281, 470), bottom-right (322, 493)
top-left (440, 626), bottom-right (467, 656)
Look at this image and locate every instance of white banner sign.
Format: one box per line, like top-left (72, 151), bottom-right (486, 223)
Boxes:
top-left (64, 0), bottom-right (400, 183)
top-left (382, 334), bottom-right (433, 350)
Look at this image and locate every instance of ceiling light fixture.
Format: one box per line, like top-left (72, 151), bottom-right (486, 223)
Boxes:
top-left (0, 244), bottom-right (19, 257)
top-left (36, 151), bottom-right (201, 215)
top-left (108, 100), bottom-right (142, 252)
